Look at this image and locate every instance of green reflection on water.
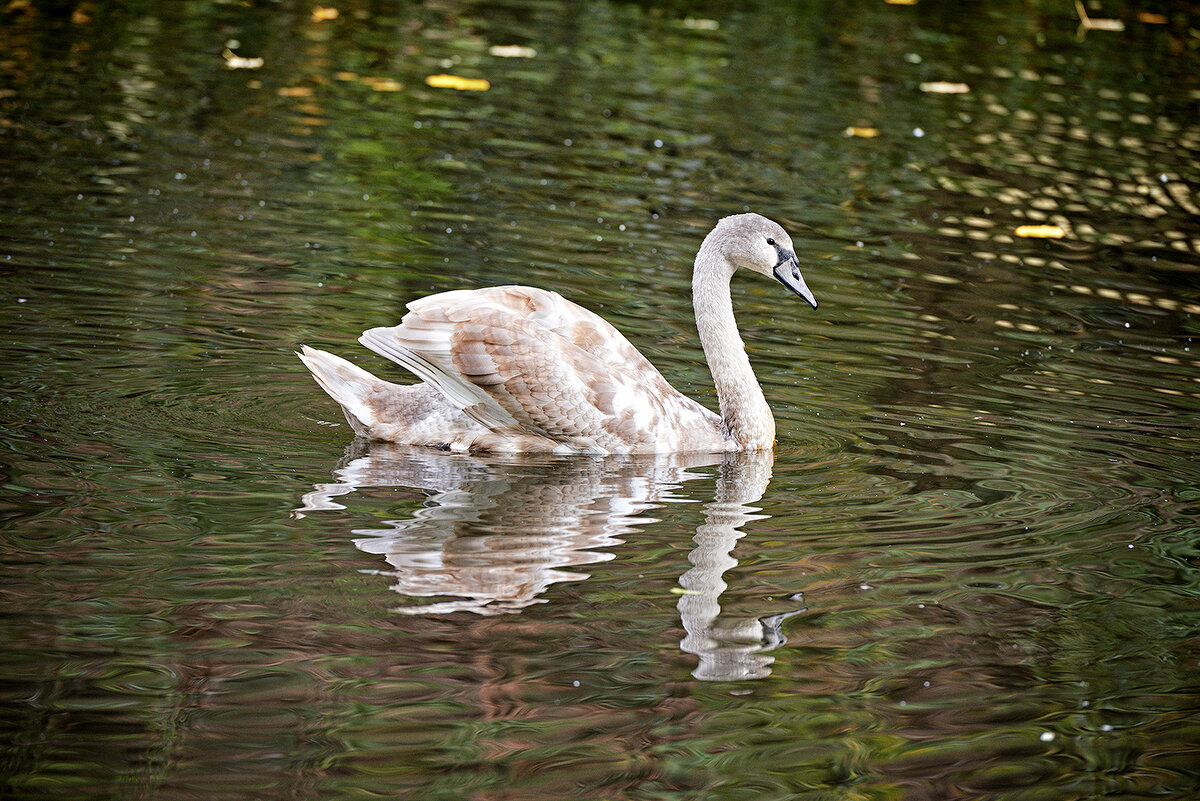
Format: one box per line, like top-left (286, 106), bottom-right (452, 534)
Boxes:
top-left (2, 0), bottom-right (1199, 799)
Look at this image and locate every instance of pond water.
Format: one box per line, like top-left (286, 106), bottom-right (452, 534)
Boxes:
top-left (2, 1), bottom-right (1199, 799)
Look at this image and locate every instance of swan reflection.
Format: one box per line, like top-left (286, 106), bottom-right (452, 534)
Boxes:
top-left (299, 442), bottom-right (799, 679)
top-left (677, 453), bottom-right (806, 681)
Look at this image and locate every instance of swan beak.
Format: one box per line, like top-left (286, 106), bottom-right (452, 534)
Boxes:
top-left (774, 257), bottom-right (818, 309)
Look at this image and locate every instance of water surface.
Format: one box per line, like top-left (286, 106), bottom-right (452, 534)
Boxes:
top-left (1, 1), bottom-right (1198, 799)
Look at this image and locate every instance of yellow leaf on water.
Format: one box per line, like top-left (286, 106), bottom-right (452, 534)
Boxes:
top-left (488, 44), bottom-right (537, 58)
top-left (278, 86), bottom-right (314, 98)
top-left (844, 126), bottom-right (880, 138)
top-left (312, 6), bottom-right (339, 22)
top-left (361, 76), bottom-right (403, 92)
top-left (920, 81), bottom-right (970, 94)
top-left (334, 71), bottom-right (358, 82)
top-left (425, 74), bottom-right (490, 91)
top-left (885, 0), bottom-right (918, 5)
top-left (1014, 224), bottom-right (1066, 239)
top-left (1136, 11), bottom-right (1167, 24)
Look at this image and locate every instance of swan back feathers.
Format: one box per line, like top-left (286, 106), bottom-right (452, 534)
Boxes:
top-left (359, 286), bottom-right (723, 454)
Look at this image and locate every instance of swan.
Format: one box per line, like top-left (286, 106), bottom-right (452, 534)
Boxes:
top-left (298, 213), bottom-right (817, 454)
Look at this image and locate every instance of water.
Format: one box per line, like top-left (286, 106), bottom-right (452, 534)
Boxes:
top-left (2, 1), bottom-right (1198, 798)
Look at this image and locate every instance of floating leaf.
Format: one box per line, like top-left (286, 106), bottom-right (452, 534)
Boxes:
top-left (844, 126), bottom-right (880, 138)
top-left (488, 44), bottom-right (537, 58)
top-left (222, 49), bottom-right (264, 70)
top-left (1136, 11), bottom-right (1166, 24)
top-left (311, 6), bottom-right (339, 22)
top-left (334, 71), bottom-right (358, 81)
top-left (360, 76), bottom-right (403, 92)
top-left (1075, 0), bottom-right (1124, 35)
top-left (920, 81), bottom-right (970, 94)
top-left (884, 0), bottom-right (918, 5)
top-left (278, 86), bottom-right (314, 98)
top-left (682, 17), bottom-right (720, 30)
top-left (1015, 224), bottom-right (1066, 239)
top-left (425, 74), bottom-right (490, 91)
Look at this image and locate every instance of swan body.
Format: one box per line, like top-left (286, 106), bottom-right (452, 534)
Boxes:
top-left (299, 213), bottom-right (816, 454)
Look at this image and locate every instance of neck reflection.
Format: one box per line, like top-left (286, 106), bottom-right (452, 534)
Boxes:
top-left (298, 443), bottom-right (800, 678)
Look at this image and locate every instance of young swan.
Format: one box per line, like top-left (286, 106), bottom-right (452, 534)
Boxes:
top-left (298, 213), bottom-right (817, 454)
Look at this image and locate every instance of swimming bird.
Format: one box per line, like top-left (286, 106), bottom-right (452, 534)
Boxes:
top-left (298, 213), bottom-right (817, 454)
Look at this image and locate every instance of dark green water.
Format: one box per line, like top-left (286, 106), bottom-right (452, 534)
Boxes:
top-left (2, 1), bottom-right (1199, 799)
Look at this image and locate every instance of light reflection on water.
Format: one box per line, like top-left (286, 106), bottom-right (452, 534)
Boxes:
top-left (1, 0), bottom-right (1199, 799)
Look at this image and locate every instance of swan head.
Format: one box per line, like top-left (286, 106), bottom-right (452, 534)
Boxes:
top-left (709, 213), bottom-right (818, 309)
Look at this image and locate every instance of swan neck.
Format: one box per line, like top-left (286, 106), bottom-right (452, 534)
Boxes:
top-left (693, 249), bottom-right (774, 450)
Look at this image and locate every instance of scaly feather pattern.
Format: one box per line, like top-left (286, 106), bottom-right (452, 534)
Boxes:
top-left (299, 213), bottom-right (817, 454)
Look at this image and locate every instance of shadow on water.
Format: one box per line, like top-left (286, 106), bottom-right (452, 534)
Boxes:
top-left (298, 443), bottom-right (801, 680)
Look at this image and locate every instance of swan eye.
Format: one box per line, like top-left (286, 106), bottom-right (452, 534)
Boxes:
top-left (766, 237), bottom-right (776, 246)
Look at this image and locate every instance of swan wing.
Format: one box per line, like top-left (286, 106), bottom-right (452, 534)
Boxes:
top-left (359, 286), bottom-right (718, 452)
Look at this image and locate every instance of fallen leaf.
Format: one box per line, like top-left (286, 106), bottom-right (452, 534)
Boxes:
top-left (488, 44), bottom-right (537, 58)
top-left (682, 18), bottom-right (720, 30)
top-left (1014, 224), bottom-right (1066, 238)
top-left (920, 81), bottom-right (970, 94)
top-left (885, 0), bottom-right (918, 5)
top-left (1136, 11), bottom-right (1167, 24)
top-left (844, 126), bottom-right (880, 138)
top-left (334, 71), bottom-right (358, 81)
top-left (71, 7), bottom-right (92, 24)
top-left (312, 6), bottom-right (339, 22)
top-left (278, 86), bottom-right (314, 97)
top-left (222, 49), bottom-right (264, 70)
top-left (361, 76), bottom-right (402, 92)
top-left (425, 74), bottom-right (490, 91)
top-left (1075, 0), bottom-right (1124, 34)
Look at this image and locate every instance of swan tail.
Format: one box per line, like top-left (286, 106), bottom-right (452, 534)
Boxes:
top-left (297, 345), bottom-right (384, 435)
top-left (358, 326), bottom-right (522, 432)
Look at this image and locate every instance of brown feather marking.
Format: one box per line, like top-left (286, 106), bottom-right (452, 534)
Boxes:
top-left (394, 285), bottom-right (726, 452)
